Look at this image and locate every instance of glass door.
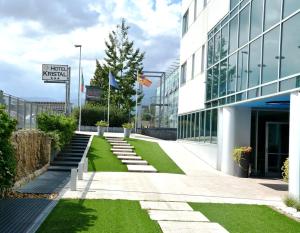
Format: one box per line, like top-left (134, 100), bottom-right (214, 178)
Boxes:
top-left (265, 122), bottom-right (289, 177)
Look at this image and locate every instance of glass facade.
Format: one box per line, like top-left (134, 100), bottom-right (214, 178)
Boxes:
top-left (206, 0), bottom-right (300, 108)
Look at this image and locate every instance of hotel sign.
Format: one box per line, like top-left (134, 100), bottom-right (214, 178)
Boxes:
top-left (42, 64), bottom-right (69, 82)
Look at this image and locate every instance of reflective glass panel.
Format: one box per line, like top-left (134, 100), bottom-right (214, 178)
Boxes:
top-left (261, 83), bottom-right (277, 96)
top-left (229, 16), bottom-right (238, 53)
top-left (212, 64), bottom-right (219, 99)
top-left (231, 0), bottom-right (240, 10)
top-left (221, 24), bottom-right (229, 59)
top-left (237, 46), bottom-right (249, 91)
top-left (280, 76), bottom-right (300, 91)
top-left (214, 31), bottom-right (221, 63)
top-left (281, 13), bottom-right (300, 78)
top-left (200, 111), bottom-right (205, 140)
top-left (195, 112), bottom-right (200, 140)
top-left (284, 0), bottom-right (300, 18)
top-left (239, 5), bottom-right (250, 47)
top-left (206, 69), bottom-right (213, 100)
top-left (264, 0), bottom-right (282, 30)
top-left (205, 110), bottom-right (211, 141)
top-left (211, 109), bottom-right (218, 143)
top-left (219, 59), bottom-right (227, 96)
top-left (227, 53), bottom-right (237, 94)
top-left (262, 27), bottom-right (280, 84)
top-left (208, 39), bottom-right (214, 67)
top-left (249, 38), bottom-right (261, 87)
top-left (250, 0), bottom-right (263, 39)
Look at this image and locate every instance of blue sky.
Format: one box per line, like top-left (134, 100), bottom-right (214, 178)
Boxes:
top-left (0, 0), bottom-right (181, 105)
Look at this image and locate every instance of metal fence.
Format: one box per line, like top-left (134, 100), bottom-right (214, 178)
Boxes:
top-left (0, 90), bottom-right (63, 129)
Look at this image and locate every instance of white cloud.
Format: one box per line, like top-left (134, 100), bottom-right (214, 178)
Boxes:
top-left (0, 0), bottom-right (181, 103)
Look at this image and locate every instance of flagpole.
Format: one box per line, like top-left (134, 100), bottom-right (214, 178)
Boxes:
top-left (107, 71), bottom-right (111, 132)
top-left (135, 70), bottom-right (138, 134)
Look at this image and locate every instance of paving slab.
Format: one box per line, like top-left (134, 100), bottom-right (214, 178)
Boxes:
top-left (147, 210), bottom-right (209, 222)
top-left (110, 142), bottom-right (130, 145)
top-left (113, 151), bottom-right (137, 156)
top-left (158, 221), bottom-right (229, 233)
top-left (117, 155), bottom-right (142, 160)
top-left (127, 165), bottom-right (157, 173)
top-left (122, 160), bottom-right (148, 165)
top-left (112, 145), bottom-right (134, 149)
top-left (140, 201), bottom-right (193, 211)
top-left (111, 148), bottom-right (133, 152)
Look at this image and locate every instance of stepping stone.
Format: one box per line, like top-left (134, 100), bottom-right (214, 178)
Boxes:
top-left (113, 152), bottom-right (137, 156)
top-left (122, 160), bottom-right (148, 165)
top-left (111, 148), bottom-right (133, 152)
top-left (110, 142), bottom-right (129, 145)
top-left (147, 210), bottom-right (208, 222)
top-left (112, 146), bottom-right (134, 149)
top-left (140, 201), bottom-right (193, 211)
top-left (158, 221), bottom-right (229, 233)
top-left (117, 156), bottom-right (142, 160)
top-left (127, 165), bottom-right (157, 173)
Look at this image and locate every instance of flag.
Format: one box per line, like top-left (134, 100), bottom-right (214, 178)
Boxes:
top-left (138, 74), bottom-right (152, 87)
top-left (109, 71), bottom-right (119, 89)
top-left (81, 73), bottom-right (84, 92)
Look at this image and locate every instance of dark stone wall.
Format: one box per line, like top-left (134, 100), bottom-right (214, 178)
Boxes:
top-left (141, 128), bottom-right (177, 140)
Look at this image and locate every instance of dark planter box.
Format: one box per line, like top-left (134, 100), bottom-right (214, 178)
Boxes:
top-left (233, 153), bottom-right (250, 178)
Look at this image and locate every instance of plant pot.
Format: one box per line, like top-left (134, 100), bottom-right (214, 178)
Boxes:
top-left (97, 126), bottom-right (105, 136)
top-left (233, 152), bottom-right (250, 178)
top-left (124, 128), bottom-right (131, 138)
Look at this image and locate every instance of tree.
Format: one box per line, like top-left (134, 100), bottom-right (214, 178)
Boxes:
top-left (91, 19), bottom-right (145, 117)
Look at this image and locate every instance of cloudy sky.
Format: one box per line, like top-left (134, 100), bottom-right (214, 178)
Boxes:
top-left (0, 0), bottom-right (181, 104)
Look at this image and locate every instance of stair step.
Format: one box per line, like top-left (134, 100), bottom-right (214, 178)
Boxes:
top-left (55, 156), bottom-right (81, 162)
top-left (48, 166), bottom-right (76, 171)
top-left (127, 165), bottom-right (157, 173)
top-left (122, 160), bottom-right (148, 165)
top-left (59, 152), bottom-right (83, 157)
top-left (51, 161), bottom-right (79, 166)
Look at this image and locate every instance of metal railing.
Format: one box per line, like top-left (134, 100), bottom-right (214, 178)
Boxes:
top-left (0, 90), bottom-right (62, 129)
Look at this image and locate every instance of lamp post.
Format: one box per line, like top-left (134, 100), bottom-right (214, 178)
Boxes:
top-left (75, 44), bottom-right (82, 131)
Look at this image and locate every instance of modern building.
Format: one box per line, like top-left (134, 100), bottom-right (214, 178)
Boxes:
top-left (178, 0), bottom-right (300, 199)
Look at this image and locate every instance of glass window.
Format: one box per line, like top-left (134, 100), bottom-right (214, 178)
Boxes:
top-left (187, 114), bottom-right (191, 139)
top-left (250, 0), bottom-right (263, 39)
top-left (178, 116), bottom-right (182, 139)
top-left (264, 0), bottom-right (282, 30)
top-left (280, 76), bottom-right (300, 91)
top-left (237, 46), bottom-right (249, 91)
top-left (239, 5), bottom-right (250, 47)
top-left (219, 59), bottom-right (227, 96)
top-left (180, 62), bottom-right (187, 85)
top-left (211, 109), bottom-right (218, 143)
top-left (284, 0), bottom-right (300, 18)
top-left (262, 27), bottom-right (280, 84)
top-left (281, 13), bottom-right (300, 78)
top-left (182, 10), bottom-right (189, 36)
top-left (190, 114), bottom-right (195, 139)
top-left (249, 38), bottom-right (261, 87)
top-left (200, 111), bottom-right (205, 141)
top-left (221, 24), bottom-right (229, 59)
top-left (231, 0), bottom-right (240, 10)
top-left (206, 69), bottom-right (213, 100)
top-left (248, 88), bottom-right (259, 98)
top-left (212, 64), bottom-right (219, 99)
top-left (182, 115), bottom-right (186, 139)
top-left (214, 31), bottom-right (221, 63)
top-left (229, 15), bottom-right (238, 53)
top-left (261, 83), bottom-right (277, 96)
top-left (227, 53), bottom-right (237, 95)
top-left (195, 112), bottom-right (200, 140)
top-left (208, 39), bottom-right (214, 67)
top-left (205, 110), bottom-right (211, 142)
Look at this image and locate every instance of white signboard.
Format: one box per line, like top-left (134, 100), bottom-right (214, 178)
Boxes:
top-left (42, 64), bottom-right (69, 82)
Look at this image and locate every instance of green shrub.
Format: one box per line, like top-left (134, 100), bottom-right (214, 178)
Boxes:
top-left (37, 113), bottom-right (76, 148)
top-left (122, 122), bottom-right (133, 129)
top-left (0, 105), bottom-right (17, 197)
top-left (284, 196), bottom-right (298, 207)
top-left (72, 104), bottom-right (129, 127)
top-left (282, 157), bottom-right (289, 182)
top-left (96, 120), bottom-right (109, 127)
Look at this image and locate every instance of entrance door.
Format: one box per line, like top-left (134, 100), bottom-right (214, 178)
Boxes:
top-left (265, 122), bottom-right (289, 177)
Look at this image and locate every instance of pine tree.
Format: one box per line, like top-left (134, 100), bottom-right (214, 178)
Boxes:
top-left (91, 19), bottom-right (145, 117)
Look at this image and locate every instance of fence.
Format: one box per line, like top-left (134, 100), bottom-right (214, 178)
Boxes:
top-left (0, 90), bottom-right (64, 129)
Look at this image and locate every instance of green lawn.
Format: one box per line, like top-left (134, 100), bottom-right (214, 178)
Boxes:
top-left (189, 203), bottom-right (300, 233)
top-left (87, 136), bottom-right (127, 172)
top-left (37, 199), bottom-right (162, 233)
top-left (126, 138), bottom-right (184, 174)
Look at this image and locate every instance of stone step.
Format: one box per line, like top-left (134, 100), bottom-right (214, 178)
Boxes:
top-left (107, 140), bottom-right (125, 143)
top-left (55, 156), bottom-right (81, 162)
top-left (59, 152), bottom-right (83, 157)
top-left (140, 201), bottom-right (193, 211)
top-left (63, 148), bottom-right (85, 152)
top-left (127, 165), bottom-right (157, 173)
top-left (147, 210), bottom-right (208, 222)
top-left (111, 148), bottom-right (133, 152)
top-left (110, 142), bottom-right (130, 146)
top-left (158, 221), bottom-right (229, 233)
top-left (50, 161), bottom-right (79, 166)
top-left (112, 145), bottom-right (134, 149)
top-left (117, 156), bottom-right (142, 160)
top-left (113, 152), bottom-right (137, 156)
top-left (48, 166), bottom-right (76, 171)
top-left (121, 160), bottom-right (148, 165)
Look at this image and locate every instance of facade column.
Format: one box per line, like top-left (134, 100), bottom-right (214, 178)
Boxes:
top-left (221, 106), bottom-right (251, 175)
top-left (289, 91), bottom-right (300, 199)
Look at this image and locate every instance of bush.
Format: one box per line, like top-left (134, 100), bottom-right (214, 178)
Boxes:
top-left (72, 104), bottom-right (129, 127)
top-left (283, 196), bottom-right (300, 211)
top-left (37, 113), bottom-right (76, 149)
top-left (0, 105), bottom-right (17, 197)
top-left (282, 157), bottom-right (289, 182)
top-left (96, 121), bottom-right (109, 127)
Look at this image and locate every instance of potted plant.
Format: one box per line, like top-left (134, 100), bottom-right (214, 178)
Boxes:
top-left (96, 121), bottom-right (108, 136)
top-left (122, 122), bottom-right (133, 138)
top-left (233, 146), bottom-right (252, 178)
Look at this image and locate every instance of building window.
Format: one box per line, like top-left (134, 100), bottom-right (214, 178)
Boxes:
top-left (206, 69), bottom-right (213, 100)
top-left (201, 44), bottom-right (205, 72)
top-left (207, 39), bottom-right (214, 67)
top-left (249, 38), bottom-right (261, 88)
top-left (250, 0), bottom-right (263, 39)
top-left (237, 46), bottom-right (249, 91)
top-left (284, 0), bottom-right (300, 18)
top-left (182, 9), bottom-right (189, 36)
top-left (264, 0), bottom-right (282, 31)
top-left (180, 62), bottom-right (187, 85)
top-left (194, 0), bottom-right (198, 21)
top-left (227, 53), bottom-right (237, 95)
top-left (229, 15), bottom-right (238, 53)
top-left (239, 5), bottom-right (250, 47)
top-left (221, 24), bottom-right (229, 59)
top-left (192, 54), bottom-right (195, 79)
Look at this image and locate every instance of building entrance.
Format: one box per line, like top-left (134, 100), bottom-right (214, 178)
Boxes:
top-left (265, 122), bottom-right (289, 177)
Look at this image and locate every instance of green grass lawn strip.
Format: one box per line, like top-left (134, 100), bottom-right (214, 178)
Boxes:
top-left (126, 138), bottom-right (184, 174)
top-left (37, 199), bottom-right (162, 233)
top-left (189, 203), bottom-right (300, 233)
top-left (87, 136), bottom-right (127, 172)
